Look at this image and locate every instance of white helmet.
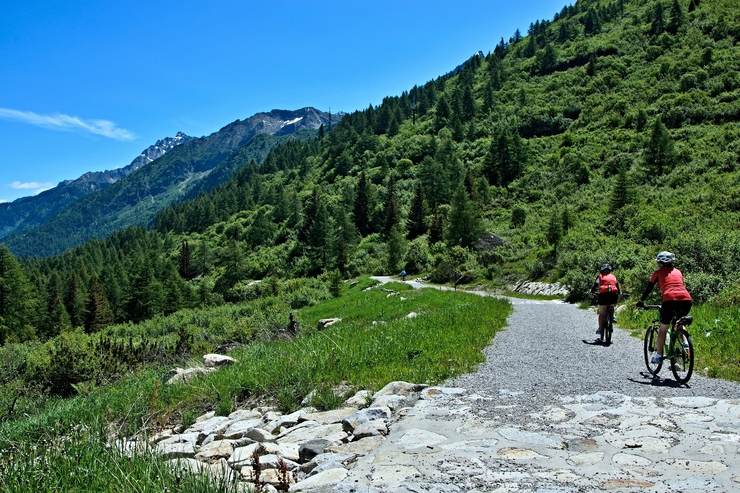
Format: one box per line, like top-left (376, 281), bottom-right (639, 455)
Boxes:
top-left (656, 251), bottom-right (675, 264)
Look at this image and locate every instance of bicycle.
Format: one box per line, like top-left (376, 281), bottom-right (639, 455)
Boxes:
top-left (640, 304), bottom-right (695, 384)
top-left (592, 293), bottom-right (626, 346)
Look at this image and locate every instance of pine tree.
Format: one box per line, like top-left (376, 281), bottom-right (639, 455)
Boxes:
top-left (667, 0), bottom-right (684, 34)
top-left (461, 83), bottom-right (475, 120)
top-left (0, 246), bottom-right (37, 343)
top-left (609, 166), bottom-right (632, 213)
top-left (383, 175), bottom-right (400, 238)
top-left (178, 241), bottom-right (194, 280)
top-left (44, 273), bottom-right (70, 339)
top-left (318, 124), bottom-right (325, 140)
top-left (353, 172), bottom-right (372, 236)
top-left (522, 35), bottom-right (537, 58)
top-left (650, 3), bottom-right (665, 35)
top-left (434, 97), bottom-right (450, 131)
top-left (511, 207), bottom-right (527, 228)
top-left (429, 207), bottom-right (446, 244)
top-left (407, 181), bottom-right (427, 239)
top-left (486, 128), bottom-right (526, 186)
top-left (583, 8), bottom-right (601, 35)
top-left (446, 183), bottom-right (481, 248)
top-left (84, 277), bottom-right (113, 333)
top-left (644, 117), bottom-right (675, 176)
top-left (306, 198), bottom-right (330, 272)
top-left (546, 210), bottom-right (562, 247)
top-left (386, 225), bottom-right (405, 273)
top-left (539, 44), bottom-right (557, 74)
top-left (64, 274), bottom-right (87, 328)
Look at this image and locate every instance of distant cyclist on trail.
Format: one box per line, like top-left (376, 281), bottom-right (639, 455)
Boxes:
top-left (636, 251), bottom-right (692, 364)
top-left (590, 264), bottom-right (621, 338)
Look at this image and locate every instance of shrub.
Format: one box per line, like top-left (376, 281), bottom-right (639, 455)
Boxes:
top-left (403, 237), bottom-right (431, 274)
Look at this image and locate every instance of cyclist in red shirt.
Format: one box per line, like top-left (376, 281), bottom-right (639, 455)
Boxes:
top-left (637, 251), bottom-right (692, 364)
top-left (590, 264), bottom-right (620, 337)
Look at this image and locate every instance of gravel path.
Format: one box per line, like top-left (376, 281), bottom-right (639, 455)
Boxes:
top-left (450, 296), bottom-right (740, 411)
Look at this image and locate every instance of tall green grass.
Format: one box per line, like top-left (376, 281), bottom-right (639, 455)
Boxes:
top-left (0, 279), bottom-right (511, 490)
top-left (618, 304), bottom-right (740, 381)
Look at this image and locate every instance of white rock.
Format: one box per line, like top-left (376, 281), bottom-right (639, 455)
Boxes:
top-left (166, 366), bottom-right (216, 385)
top-left (229, 443), bottom-right (263, 467)
top-left (222, 418), bottom-right (263, 439)
top-left (261, 442), bottom-right (301, 462)
top-left (241, 467), bottom-right (294, 486)
top-left (342, 407), bottom-right (392, 432)
top-left (317, 318), bottom-right (342, 329)
top-left (302, 407), bottom-right (358, 425)
top-left (228, 409), bottom-right (262, 421)
top-left (257, 454), bottom-right (300, 471)
top-left (329, 436), bottom-right (384, 455)
top-left (195, 439), bottom-right (234, 462)
top-left (396, 428), bottom-right (447, 450)
top-left (372, 381), bottom-right (426, 399)
top-left (289, 467), bottom-right (347, 492)
top-left (278, 423), bottom-right (348, 445)
top-left (345, 390), bottom-right (372, 408)
top-left (203, 353), bottom-right (237, 368)
top-left (352, 419), bottom-right (388, 439)
top-left (246, 428), bottom-right (275, 442)
top-left (157, 440), bottom-right (196, 459)
top-left (420, 387), bottom-right (467, 399)
top-left (372, 394), bottom-right (410, 411)
top-left (406, 311), bottom-right (419, 319)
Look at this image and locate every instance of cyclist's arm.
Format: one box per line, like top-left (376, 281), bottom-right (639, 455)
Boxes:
top-left (639, 281), bottom-right (655, 302)
top-left (590, 276), bottom-right (600, 294)
top-left (616, 281), bottom-right (622, 296)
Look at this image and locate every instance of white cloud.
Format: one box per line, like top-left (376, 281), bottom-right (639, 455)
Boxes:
top-left (10, 181), bottom-right (54, 194)
top-left (0, 107), bottom-right (135, 141)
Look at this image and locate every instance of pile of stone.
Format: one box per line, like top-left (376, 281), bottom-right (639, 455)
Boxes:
top-left (509, 280), bottom-right (570, 297)
top-left (121, 381), bottom-right (434, 492)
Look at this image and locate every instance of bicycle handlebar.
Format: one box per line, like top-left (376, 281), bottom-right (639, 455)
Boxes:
top-left (639, 304), bottom-right (661, 309)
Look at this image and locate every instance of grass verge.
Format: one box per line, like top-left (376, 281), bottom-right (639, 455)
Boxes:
top-left (0, 279), bottom-right (511, 491)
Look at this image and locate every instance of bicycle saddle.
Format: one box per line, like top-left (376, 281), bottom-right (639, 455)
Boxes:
top-left (677, 315), bottom-right (693, 326)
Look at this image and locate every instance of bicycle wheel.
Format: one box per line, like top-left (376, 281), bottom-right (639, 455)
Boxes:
top-left (670, 329), bottom-right (694, 384)
top-left (605, 309), bottom-right (614, 346)
top-left (643, 325), bottom-right (662, 375)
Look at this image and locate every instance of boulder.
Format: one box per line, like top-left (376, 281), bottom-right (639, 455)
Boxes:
top-left (342, 407), bottom-right (392, 432)
top-left (228, 409), bottom-right (262, 421)
top-left (166, 366), bottom-right (216, 385)
top-left (328, 436), bottom-right (384, 456)
top-left (229, 443), bottom-right (263, 467)
top-left (195, 440), bottom-right (234, 462)
top-left (289, 468), bottom-right (348, 492)
top-left (405, 312), bottom-right (419, 319)
top-left (372, 381), bottom-right (426, 399)
top-left (372, 394), bottom-right (411, 411)
top-left (317, 318), bottom-right (342, 330)
top-left (301, 407), bottom-right (358, 425)
top-left (222, 418), bottom-right (263, 439)
top-left (278, 423), bottom-right (347, 445)
top-left (301, 452), bottom-right (356, 476)
top-left (186, 416), bottom-right (231, 439)
top-left (298, 439), bottom-right (332, 462)
top-left (203, 353), bottom-right (237, 368)
top-left (246, 427), bottom-right (276, 443)
top-left (156, 440), bottom-right (196, 459)
top-left (241, 467), bottom-right (294, 487)
top-left (257, 454), bottom-right (300, 471)
top-left (344, 390), bottom-right (372, 408)
top-left (261, 442), bottom-right (301, 462)
top-left (352, 419), bottom-right (388, 439)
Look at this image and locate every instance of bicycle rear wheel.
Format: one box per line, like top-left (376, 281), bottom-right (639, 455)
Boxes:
top-left (670, 329), bottom-right (694, 384)
top-left (643, 325), bottom-right (662, 375)
top-left (605, 309), bottom-right (614, 345)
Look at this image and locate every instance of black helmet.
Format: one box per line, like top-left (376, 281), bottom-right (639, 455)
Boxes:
top-left (600, 263), bottom-right (613, 274)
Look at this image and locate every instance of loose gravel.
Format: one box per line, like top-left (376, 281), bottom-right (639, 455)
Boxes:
top-left (449, 296), bottom-right (740, 415)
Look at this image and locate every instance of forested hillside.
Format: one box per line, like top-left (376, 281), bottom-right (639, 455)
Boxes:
top-left (3, 108), bottom-right (335, 257)
top-left (1, 0), bottom-right (737, 348)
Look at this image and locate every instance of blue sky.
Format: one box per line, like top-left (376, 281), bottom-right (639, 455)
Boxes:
top-left (0, 0), bottom-right (567, 202)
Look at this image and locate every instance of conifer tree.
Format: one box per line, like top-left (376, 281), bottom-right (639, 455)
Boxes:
top-left (318, 124), bottom-right (325, 140)
top-left (650, 3), bottom-right (665, 35)
top-left (353, 172), bottom-right (372, 236)
top-left (486, 128), bottom-right (525, 186)
top-left (178, 241), bottom-right (194, 280)
top-left (407, 181), bottom-right (427, 239)
top-left (511, 207), bottom-right (527, 228)
top-left (429, 207), bottom-right (447, 244)
top-left (539, 44), bottom-right (557, 74)
top-left (64, 274), bottom-right (87, 328)
top-left (44, 273), bottom-right (70, 339)
top-left (0, 246), bottom-right (37, 343)
top-left (546, 210), bottom-right (562, 247)
top-left (667, 0), bottom-right (684, 34)
top-left (446, 183), bottom-right (481, 248)
top-left (609, 166), bottom-right (632, 213)
top-left (383, 175), bottom-right (400, 238)
top-left (434, 97), bottom-right (450, 131)
top-left (84, 277), bottom-right (113, 333)
top-left (522, 35), bottom-right (537, 58)
top-left (386, 225), bottom-right (405, 273)
top-left (644, 117), bottom-right (675, 176)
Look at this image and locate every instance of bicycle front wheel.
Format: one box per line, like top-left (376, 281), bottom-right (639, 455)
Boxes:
top-left (643, 325), bottom-right (662, 376)
top-left (670, 329), bottom-right (694, 384)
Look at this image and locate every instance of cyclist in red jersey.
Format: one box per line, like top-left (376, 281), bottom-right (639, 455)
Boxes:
top-left (590, 264), bottom-right (621, 337)
top-left (637, 251), bottom-right (692, 364)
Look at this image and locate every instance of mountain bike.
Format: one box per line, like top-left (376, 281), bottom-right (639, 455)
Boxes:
top-left (592, 293), bottom-right (626, 346)
top-left (641, 304), bottom-right (694, 384)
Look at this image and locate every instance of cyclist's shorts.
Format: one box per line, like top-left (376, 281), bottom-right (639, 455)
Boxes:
top-left (598, 292), bottom-right (619, 306)
top-left (660, 300), bottom-right (692, 325)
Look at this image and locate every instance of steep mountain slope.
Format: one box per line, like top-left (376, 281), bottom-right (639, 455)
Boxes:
top-left (0, 132), bottom-right (191, 240)
top-left (4, 108), bottom-right (336, 257)
top-left (2, 0), bottom-right (737, 348)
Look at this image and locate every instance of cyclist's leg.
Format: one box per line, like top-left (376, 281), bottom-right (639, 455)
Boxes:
top-left (655, 302), bottom-right (675, 356)
top-left (597, 304), bottom-right (607, 332)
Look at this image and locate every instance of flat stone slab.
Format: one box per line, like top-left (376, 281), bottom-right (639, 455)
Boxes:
top-left (395, 428), bottom-right (448, 450)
